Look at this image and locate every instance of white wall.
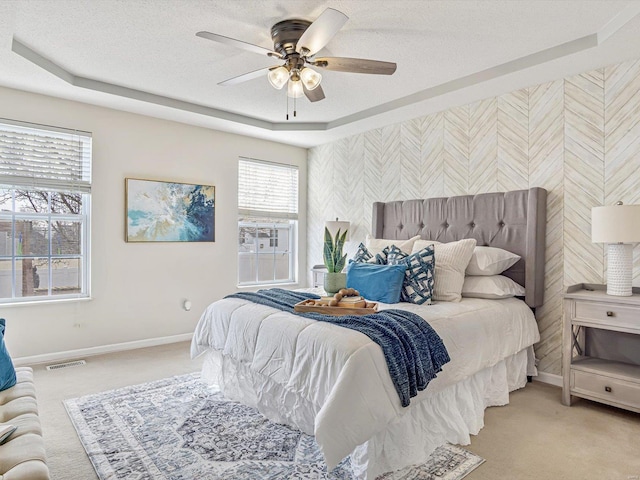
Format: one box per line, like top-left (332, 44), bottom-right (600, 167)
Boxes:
top-left (0, 86), bottom-right (308, 359)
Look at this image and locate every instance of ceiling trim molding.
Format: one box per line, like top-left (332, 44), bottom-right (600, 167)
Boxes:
top-left (327, 33), bottom-right (599, 129)
top-left (12, 6), bottom-right (639, 135)
top-left (597, 2), bottom-right (640, 43)
top-left (11, 38), bottom-right (327, 132)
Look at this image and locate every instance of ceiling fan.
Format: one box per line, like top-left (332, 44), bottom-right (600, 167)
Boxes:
top-left (196, 8), bottom-right (397, 105)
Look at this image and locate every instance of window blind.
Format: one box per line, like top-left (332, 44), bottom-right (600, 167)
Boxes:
top-left (238, 158), bottom-right (298, 220)
top-left (0, 118), bottom-right (92, 193)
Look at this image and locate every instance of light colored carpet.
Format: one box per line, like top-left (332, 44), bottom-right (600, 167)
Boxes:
top-left (466, 380), bottom-right (640, 480)
top-left (30, 341), bottom-right (640, 480)
top-left (64, 372), bottom-right (483, 479)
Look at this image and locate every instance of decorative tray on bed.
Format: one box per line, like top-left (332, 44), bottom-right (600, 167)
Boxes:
top-left (294, 289), bottom-right (378, 316)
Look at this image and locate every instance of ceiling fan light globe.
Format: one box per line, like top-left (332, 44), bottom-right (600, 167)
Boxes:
top-left (268, 66), bottom-right (289, 89)
top-left (287, 79), bottom-right (304, 98)
top-left (300, 67), bottom-right (322, 90)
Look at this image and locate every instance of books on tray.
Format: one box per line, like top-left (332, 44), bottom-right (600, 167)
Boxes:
top-left (320, 296), bottom-right (367, 308)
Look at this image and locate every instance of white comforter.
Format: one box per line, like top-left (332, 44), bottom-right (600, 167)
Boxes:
top-left (190, 294), bottom-right (539, 470)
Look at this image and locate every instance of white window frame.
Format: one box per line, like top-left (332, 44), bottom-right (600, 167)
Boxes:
top-left (238, 221), bottom-right (296, 285)
top-left (237, 157), bottom-right (298, 287)
top-left (0, 118), bottom-right (91, 304)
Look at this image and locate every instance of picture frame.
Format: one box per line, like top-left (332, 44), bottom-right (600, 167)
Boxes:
top-left (125, 178), bottom-right (215, 242)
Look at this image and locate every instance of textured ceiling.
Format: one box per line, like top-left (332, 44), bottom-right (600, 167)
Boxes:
top-left (1, 1), bottom-right (640, 147)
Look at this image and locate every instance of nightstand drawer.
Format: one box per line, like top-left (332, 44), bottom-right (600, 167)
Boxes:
top-left (574, 301), bottom-right (640, 330)
top-left (572, 369), bottom-right (640, 409)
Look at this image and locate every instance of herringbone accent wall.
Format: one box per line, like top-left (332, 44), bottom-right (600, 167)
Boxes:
top-left (307, 58), bottom-right (640, 376)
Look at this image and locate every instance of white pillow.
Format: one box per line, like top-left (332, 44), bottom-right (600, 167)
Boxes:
top-left (465, 246), bottom-right (520, 276)
top-left (462, 275), bottom-right (525, 299)
top-left (410, 238), bottom-right (476, 302)
top-left (365, 234), bottom-right (421, 256)
top-left (412, 239), bottom-right (441, 252)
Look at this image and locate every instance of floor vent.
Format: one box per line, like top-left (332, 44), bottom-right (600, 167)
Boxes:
top-left (46, 359), bottom-right (87, 371)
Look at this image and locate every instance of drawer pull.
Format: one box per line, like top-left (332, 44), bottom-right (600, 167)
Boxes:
top-left (606, 311), bottom-right (614, 317)
top-left (604, 386), bottom-right (612, 393)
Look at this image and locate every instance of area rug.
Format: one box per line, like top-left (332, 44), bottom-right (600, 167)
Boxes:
top-left (64, 373), bottom-right (484, 480)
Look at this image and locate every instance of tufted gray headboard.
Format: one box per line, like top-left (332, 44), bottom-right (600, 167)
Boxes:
top-left (372, 188), bottom-right (547, 308)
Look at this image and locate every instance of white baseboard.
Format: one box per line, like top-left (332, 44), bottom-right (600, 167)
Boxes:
top-left (13, 333), bottom-right (193, 367)
top-left (533, 371), bottom-right (563, 387)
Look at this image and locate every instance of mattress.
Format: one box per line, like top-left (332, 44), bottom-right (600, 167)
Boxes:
top-left (190, 294), bottom-right (540, 474)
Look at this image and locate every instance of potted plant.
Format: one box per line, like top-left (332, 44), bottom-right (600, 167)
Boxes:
top-left (323, 226), bottom-right (348, 295)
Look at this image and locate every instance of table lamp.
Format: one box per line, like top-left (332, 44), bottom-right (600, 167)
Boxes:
top-left (592, 202), bottom-right (640, 296)
top-left (325, 218), bottom-right (350, 241)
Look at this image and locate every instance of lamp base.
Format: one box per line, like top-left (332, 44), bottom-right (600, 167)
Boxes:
top-left (606, 243), bottom-right (633, 296)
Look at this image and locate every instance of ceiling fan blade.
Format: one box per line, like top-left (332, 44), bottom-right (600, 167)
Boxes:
top-left (196, 31), bottom-right (282, 58)
top-left (218, 66), bottom-right (276, 86)
top-left (303, 83), bottom-right (325, 102)
top-left (312, 57), bottom-right (397, 75)
top-left (296, 8), bottom-right (348, 56)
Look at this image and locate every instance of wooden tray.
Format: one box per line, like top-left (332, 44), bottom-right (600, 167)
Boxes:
top-left (294, 300), bottom-right (378, 316)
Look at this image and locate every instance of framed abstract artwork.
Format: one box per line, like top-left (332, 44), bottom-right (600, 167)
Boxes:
top-left (125, 178), bottom-right (215, 242)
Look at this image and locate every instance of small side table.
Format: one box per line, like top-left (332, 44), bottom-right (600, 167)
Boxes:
top-left (311, 265), bottom-right (327, 288)
top-left (562, 283), bottom-right (640, 413)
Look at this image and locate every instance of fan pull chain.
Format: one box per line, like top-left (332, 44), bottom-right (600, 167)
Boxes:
top-left (286, 92), bottom-right (289, 121)
top-left (294, 95), bottom-right (297, 118)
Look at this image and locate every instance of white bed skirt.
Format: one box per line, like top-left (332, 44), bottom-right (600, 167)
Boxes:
top-left (200, 347), bottom-right (532, 479)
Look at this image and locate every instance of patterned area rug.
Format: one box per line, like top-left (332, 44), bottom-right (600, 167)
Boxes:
top-left (65, 373), bottom-right (484, 480)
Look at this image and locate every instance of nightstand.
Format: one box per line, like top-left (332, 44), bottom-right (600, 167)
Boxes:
top-left (562, 284), bottom-right (640, 413)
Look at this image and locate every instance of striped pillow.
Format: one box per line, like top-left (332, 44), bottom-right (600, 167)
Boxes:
top-left (429, 239), bottom-right (477, 302)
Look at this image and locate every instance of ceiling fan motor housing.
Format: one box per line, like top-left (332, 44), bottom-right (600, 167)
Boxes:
top-left (271, 19), bottom-right (311, 57)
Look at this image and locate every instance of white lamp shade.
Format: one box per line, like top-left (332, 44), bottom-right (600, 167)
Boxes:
top-left (267, 66), bottom-right (289, 89)
top-left (592, 204), bottom-right (640, 296)
top-left (300, 67), bottom-right (322, 90)
top-left (325, 220), bottom-right (350, 241)
top-left (592, 205), bottom-right (640, 243)
top-left (287, 79), bottom-right (304, 98)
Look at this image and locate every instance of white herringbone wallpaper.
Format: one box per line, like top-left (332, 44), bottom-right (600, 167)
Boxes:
top-left (307, 58), bottom-right (640, 376)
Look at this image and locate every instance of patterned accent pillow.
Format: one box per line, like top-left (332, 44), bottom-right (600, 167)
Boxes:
top-left (387, 245), bottom-right (435, 304)
top-left (386, 244), bottom-right (407, 263)
top-left (352, 243), bottom-right (373, 262)
top-left (376, 246), bottom-right (390, 264)
top-left (352, 243), bottom-right (389, 264)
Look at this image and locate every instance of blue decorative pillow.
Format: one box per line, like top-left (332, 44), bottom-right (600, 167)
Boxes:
top-left (387, 245), bottom-right (435, 305)
top-left (346, 262), bottom-right (407, 304)
top-left (0, 319), bottom-right (17, 392)
top-left (352, 243), bottom-right (389, 264)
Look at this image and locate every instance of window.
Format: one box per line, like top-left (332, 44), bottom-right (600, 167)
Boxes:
top-left (238, 158), bottom-right (298, 286)
top-left (0, 119), bottom-right (91, 303)
top-left (269, 230), bottom-right (278, 248)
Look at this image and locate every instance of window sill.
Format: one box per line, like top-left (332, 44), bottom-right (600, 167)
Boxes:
top-left (0, 296), bottom-right (92, 307)
top-left (236, 282), bottom-right (300, 290)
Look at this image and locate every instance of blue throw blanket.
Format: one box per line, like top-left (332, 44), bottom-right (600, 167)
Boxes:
top-left (226, 288), bottom-right (450, 407)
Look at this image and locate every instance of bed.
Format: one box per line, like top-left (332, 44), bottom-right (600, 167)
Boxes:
top-left (191, 187), bottom-right (547, 479)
